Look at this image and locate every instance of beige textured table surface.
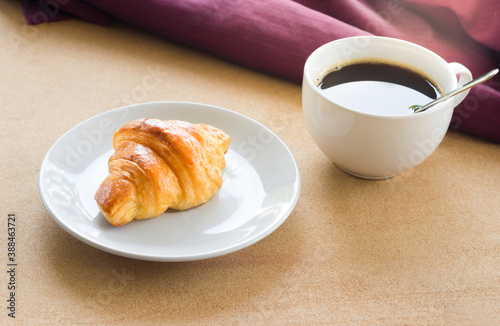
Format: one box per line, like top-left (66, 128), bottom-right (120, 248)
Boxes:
top-left (1, 1), bottom-right (499, 325)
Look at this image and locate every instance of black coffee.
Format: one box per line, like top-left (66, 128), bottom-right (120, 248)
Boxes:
top-left (317, 60), bottom-right (442, 116)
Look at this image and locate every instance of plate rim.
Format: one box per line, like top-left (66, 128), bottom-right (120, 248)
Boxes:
top-left (38, 101), bottom-right (301, 261)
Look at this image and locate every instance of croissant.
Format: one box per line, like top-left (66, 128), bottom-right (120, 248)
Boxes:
top-left (94, 118), bottom-right (231, 227)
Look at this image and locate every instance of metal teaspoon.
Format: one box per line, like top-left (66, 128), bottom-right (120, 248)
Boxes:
top-left (411, 68), bottom-right (498, 113)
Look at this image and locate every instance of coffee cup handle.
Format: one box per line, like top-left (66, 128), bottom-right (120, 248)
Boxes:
top-left (448, 62), bottom-right (473, 106)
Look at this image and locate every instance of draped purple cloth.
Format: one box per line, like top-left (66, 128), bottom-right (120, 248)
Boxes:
top-left (22, 0), bottom-right (500, 143)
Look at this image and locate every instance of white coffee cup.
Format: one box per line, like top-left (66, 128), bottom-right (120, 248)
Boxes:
top-left (302, 36), bottom-right (472, 179)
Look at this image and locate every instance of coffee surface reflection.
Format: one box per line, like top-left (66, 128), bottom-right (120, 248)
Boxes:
top-left (317, 60), bottom-right (442, 116)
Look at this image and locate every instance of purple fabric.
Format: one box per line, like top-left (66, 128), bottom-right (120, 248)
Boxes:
top-left (22, 0), bottom-right (74, 24)
top-left (22, 0), bottom-right (112, 26)
top-left (22, 0), bottom-right (500, 143)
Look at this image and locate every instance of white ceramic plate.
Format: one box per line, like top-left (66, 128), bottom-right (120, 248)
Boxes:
top-left (39, 102), bottom-right (300, 261)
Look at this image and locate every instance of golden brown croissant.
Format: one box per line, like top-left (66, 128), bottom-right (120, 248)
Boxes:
top-left (94, 118), bottom-right (231, 227)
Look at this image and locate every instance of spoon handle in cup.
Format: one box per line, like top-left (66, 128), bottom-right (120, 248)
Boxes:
top-left (414, 68), bottom-right (498, 113)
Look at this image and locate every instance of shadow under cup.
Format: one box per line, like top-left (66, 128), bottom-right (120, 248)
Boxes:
top-left (302, 36), bottom-right (472, 179)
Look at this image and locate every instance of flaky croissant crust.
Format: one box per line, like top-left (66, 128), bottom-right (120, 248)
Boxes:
top-left (94, 119), bottom-right (231, 226)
